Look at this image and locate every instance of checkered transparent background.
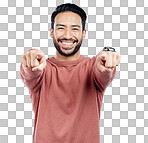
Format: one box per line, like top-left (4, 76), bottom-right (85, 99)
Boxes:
top-left (0, 0), bottom-right (148, 142)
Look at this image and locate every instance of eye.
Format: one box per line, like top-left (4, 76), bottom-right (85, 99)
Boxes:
top-left (72, 28), bottom-right (78, 31)
top-left (58, 27), bottom-right (64, 30)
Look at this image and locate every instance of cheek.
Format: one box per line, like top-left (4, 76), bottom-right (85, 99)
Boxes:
top-left (73, 32), bottom-right (82, 40)
top-left (54, 31), bottom-right (63, 39)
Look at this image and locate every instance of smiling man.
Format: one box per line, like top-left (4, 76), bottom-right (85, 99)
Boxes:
top-left (51, 9), bottom-right (86, 60)
top-left (20, 3), bottom-right (120, 143)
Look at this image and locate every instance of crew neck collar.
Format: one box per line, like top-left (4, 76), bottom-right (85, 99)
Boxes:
top-left (47, 55), bottom-right (85, 66)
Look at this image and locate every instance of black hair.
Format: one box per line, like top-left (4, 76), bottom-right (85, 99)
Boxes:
top-left (51, 3), bottom-right (87, 31)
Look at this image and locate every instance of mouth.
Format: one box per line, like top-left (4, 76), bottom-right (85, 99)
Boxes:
top-left (58, 39), bottom-right (78, 50)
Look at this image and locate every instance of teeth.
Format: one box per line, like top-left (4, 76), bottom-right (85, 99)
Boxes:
top-left (62, 42), bottom-right (73, 45)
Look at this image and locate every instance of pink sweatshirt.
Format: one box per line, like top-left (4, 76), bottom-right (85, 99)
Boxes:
top-left (20, 55), bottom-right (116, 143)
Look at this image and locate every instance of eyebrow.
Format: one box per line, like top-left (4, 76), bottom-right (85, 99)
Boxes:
top-left (72, 25), bottom-right (81, 28)
top-left (56, 24), bottom-right (81, 28)
top-left (56, 24), bottom-right (65, 27)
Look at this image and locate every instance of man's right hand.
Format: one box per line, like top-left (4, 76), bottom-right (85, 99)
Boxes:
top-left (22, 49), bottom-right (46, 71)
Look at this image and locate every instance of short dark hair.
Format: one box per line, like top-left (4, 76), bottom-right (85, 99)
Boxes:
top-left (51, 3), bottom-right (87, 31)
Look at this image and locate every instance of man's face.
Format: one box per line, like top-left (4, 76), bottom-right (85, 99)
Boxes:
top-left (50, 11), bottom-right (86, 56)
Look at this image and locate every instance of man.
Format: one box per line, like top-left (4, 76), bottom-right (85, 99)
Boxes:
top-left (20, 3), bottom-right (120, 143)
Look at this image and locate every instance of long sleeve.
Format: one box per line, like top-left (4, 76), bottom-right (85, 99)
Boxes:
top-left (92, 55), bottom-right (116, 92)
top-left (91, 55), bottom-right (116, 119)
top-left (21, 56), bottom-right (114, 143)
top-left (19, 62), bottom-right (45, 94)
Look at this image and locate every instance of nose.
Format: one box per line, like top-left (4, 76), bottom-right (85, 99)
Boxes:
top-left (64, 28), bottom-right (72, 39)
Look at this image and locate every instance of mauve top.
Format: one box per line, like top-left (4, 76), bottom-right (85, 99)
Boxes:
top-left (20, 55), bottom-right (116, 143)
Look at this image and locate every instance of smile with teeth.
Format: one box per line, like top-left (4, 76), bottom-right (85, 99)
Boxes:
top-left (59, 40), bottom-right (76, 50)
top-left (62, 42), bottom-right (73, 45)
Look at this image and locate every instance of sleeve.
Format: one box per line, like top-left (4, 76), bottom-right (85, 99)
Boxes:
top-left (19, 62), bottom-right (46, 94)
top-left (92, 55), bottom-right (116, 93)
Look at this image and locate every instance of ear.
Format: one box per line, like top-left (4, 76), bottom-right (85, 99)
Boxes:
top-left (82, 29), bottom-right (86, 40)
top-left (50, 28), bottom-right (53, 38)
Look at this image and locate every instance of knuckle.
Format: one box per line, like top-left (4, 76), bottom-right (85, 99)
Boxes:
top-left (109, 52), bottom-right (114, 57)
top-left (101, 51), bottom-right (106, 55)
top-left (26, 52), bottom-right (30, 57)
top-left (22, 54), bottom-right (26, 61)
top-left (30, 50), bottom-right (36, 55)
top-left (28, 49), bottom-right (39, 55)
top-left (100, 53), bottom-right (106, 59)
top-left (22, 53), bottom-right (25, 58)
top-left (113, 52), bottom-right (116, 56)
top-left (116, 52), bottom-right (120, 56)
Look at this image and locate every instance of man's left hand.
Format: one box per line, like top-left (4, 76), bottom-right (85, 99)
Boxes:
top-left (97, 50), bottom-right (121, 73)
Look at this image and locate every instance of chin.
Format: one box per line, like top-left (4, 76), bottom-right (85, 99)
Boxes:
top-left (53, 37), bottom-right (82, 57)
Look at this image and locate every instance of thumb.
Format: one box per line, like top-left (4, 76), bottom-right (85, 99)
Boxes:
top-left (32, 62), bottom-right (46, 71)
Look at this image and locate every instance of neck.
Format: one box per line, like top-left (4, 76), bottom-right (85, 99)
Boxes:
top-left (55, 50), bottom-right (80, 61)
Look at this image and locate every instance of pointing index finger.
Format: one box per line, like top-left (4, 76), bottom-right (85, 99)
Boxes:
top-left (31, 52), bottom-right (44, 67)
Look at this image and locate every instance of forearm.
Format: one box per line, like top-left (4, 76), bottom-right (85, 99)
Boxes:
top-left (93, 59), bottom-right (116, 91)
top-left (20, 63), bottom-right (44, 93)
top-left (20, 63), bottom-right (43, 80)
